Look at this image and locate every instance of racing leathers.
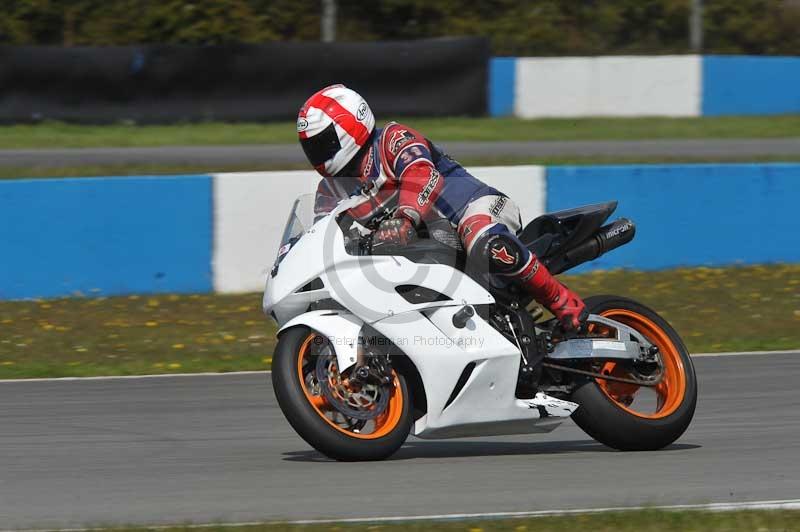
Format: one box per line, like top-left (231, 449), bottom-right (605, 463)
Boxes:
top-left (315, 122), bottom-right (587, 330)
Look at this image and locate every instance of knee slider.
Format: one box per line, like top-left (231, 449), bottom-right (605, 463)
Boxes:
top-left (470, 230), bottom-right (529, 275)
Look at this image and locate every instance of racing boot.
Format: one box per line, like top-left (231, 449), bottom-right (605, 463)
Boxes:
top-left (516, 255), bottom-right (588, 331)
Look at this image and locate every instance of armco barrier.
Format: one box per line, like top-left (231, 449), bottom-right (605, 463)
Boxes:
top-left (213, 171), bottom-right (320, 295)
top-left (0, 176), bottom-right (212, 299)
top-left (1, 164), bottom-right (798, 299)
top-left (547, 163), bottom-right (800, 270)
top-left (489, 57), bottom-right (516, 117)
top-left (702, 55), bottom-right (800, 116)
top-left (3, 48), bottom-right (795, 122)
top-left (489, 55), bottom-right (800, 117)
top-left (514, 56), bottom-right (701, 118)
top-left (212, 167), bottom-right (546, 294)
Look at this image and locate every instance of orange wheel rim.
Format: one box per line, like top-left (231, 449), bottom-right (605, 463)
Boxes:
top-left (296, 333), bottom-right (404, 440)
top-left (594, 309), bottom-right (687, 420)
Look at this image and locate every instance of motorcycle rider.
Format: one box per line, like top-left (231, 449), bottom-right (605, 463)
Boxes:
top-left (297, 84), bottom-right (587, 330)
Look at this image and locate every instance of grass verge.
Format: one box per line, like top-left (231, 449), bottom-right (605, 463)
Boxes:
top-left (1, 115), bottom-right (799, 149)
top-left (0, 265), bottom-right (797, 379)
top-left (54, 509), bottom-right (800, 531)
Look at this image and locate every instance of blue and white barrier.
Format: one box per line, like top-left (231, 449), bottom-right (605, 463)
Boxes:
top-left (547, 164), bottom-right (800, 271)
top-left (490, 55), bottom-right (800, 117)
top-left (215, 167), bottom-right (546, 293)
top-left (1, 164), bottom-right (799, 299)
top-left (702, 56), bottom-right (800, 116)
top-left (0, 176), bottom-right (213, 300)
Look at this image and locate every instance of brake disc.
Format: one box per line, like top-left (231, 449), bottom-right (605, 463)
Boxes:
top-left (315, 355), bottom-right (390, 421)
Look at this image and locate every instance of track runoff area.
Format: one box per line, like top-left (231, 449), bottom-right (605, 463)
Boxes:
top-left (0, 348), bottom-right (798, 529)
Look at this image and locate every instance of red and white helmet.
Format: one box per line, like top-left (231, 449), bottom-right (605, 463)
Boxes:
top-left (297, 84), bottom-right (375, 177)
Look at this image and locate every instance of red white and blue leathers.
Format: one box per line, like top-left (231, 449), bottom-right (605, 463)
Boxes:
top-left (316, 122), bottom-right (503, 230)
top-left (314, 122), bottom-right (587, 329)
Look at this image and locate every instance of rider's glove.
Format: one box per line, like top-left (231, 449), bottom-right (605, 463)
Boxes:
top-left (374, 216), bottom-right (416, 246)
top-left (548, 283), bottom-right (589, 332)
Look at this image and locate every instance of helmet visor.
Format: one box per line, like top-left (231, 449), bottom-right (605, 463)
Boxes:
top-left (300, 123), bottom-right (341, 168)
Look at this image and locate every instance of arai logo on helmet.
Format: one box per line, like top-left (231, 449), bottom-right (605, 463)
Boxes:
top-left (296, 117), bottom-right (309, 132)
top-left (357, 102), bottom-right (368, 121)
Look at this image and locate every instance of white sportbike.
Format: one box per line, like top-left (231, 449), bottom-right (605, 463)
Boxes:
top-left (264, 193), bottom-right (697, 461)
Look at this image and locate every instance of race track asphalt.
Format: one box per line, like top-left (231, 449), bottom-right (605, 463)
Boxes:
top-left (0, 352), bottom-right (798, 529)
top-left (2, 138), bottom-right (800, 168)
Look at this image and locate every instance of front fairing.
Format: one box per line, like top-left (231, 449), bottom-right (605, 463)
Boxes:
top-left (263, 194), bottom-right (363, 324)
top-left (263, 195), bottom-right (494, 326)
top-left (263, 212), bottom-right (335, 325)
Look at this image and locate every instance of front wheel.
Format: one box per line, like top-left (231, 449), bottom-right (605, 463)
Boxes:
top-left (272, 327), bottom-right (413, 461)
top-left (570, 295), bottom-right (697, 451)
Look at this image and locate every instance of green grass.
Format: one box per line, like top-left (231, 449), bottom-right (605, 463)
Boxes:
top-left (53, 509), bottom-right (800, 531)
top-left (2, 114), bottom-right (798, 179)
top-left (1, 115), bottom-right (799, 149)
top-left (0, 265), bottom-right (797, 379)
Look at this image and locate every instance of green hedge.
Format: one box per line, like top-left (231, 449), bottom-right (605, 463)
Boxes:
top-left (1, 0), bottom-right (799, 55)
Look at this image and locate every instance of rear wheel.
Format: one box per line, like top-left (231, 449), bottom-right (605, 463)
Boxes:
top-left (272, 327), bottom-right (412, 461)
top-left (570, 295), bottom-right (697, 451)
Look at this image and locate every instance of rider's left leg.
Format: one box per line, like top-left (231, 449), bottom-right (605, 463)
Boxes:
top-left (457, 196), bottom-right (587, 330)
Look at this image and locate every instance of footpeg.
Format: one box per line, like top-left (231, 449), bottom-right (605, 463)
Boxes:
top-left (516, 393), bottom-right (579, 418)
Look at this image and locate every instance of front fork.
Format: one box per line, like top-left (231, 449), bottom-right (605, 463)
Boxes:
top-left (350, 331), bottom-right (394, 387)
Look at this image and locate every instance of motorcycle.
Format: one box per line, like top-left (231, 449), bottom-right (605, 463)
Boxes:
top-left (264, 192), bottom-right (697, 461)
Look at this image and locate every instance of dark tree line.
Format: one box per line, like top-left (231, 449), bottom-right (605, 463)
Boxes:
top-left (1, 0), bottom-right (799, 55)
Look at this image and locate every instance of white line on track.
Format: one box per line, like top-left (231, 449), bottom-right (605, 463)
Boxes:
top-left (0, 349), bottom-right (795, 384)
top-left (288, 499), bottom-right (800, 525)
top-left (10, 498), bottom-right (800, 531)
top-left (692, 348), bottom-right (800, 358)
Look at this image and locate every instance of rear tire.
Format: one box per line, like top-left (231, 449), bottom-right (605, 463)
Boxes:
top-left (272, 327), bottom-right (413, 461)
top-left (570, 295), bottom-right (697, 451)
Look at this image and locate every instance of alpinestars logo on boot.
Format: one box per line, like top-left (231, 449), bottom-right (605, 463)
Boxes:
top-left (491, 245), bottom-right (516, 265)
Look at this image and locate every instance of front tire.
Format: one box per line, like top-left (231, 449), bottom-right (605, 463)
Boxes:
top-left (570, 295), bottom-right (697, 451)
top-left (272, 327), bottom-right (413, 461)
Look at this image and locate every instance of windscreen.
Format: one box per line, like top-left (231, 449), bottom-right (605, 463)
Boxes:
top-left (276, 181), bottom-right (364, 266)
top-left (276, 194), bottom-right (316, 262)
top-left (316, 177), bottom-right (363, 207)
